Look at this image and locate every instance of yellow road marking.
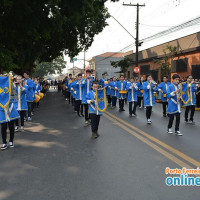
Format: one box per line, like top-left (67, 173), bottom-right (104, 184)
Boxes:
top-left (104, 114), bottom-right (193, 168)
top-left (105, 111), bottom-right (200, 168)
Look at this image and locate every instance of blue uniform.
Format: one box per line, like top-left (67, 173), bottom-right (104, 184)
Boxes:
top-left (143, 81), bottom-right (157, 107)
top-left (65, 79), bottom-right (72, 92)
top-left (106, 83), bottom-right (111, 95)
top-left (69, 81), bottom-right (74, 97)
top-left (158, 82), bottom-right (170, 102)
top-left (81, 78), bottom-right (93, 104)
top-left (109, 81), bottom-right (118, 97)
top-left (167, 83), bottom-right (181, 114)
top-left (86, 90), bottom-right (102, 115)
top-left (24, 78), bottom-right (35, 102)
top-left (14, 85), bottom-right (28, 111)
top-left (116, 80), bottom-right (127, 99)
top-left (126, 82), bottom-right (139, 102)
top-left (0, 103), bottom-right (20, 124)
top-left (137, 82), bottom-right (144, 97)
top-left (74, 80), bottom-right (82, 100)
top-left (181, 82), bottom-right (196, 106)
top-left (99, 78), bottom-right (107, 88)
top-left (35, 84), bottom-right (41, 95)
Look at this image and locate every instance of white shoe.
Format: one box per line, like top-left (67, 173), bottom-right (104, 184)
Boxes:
top-left (21, 126), bottom-right (25, 131)
top-left (28, 117), bottom-right (32, 121)
top-left (147, 119), bottom-right (151, 124)
top-left (15, 126), bottom-right (19, 132)
top-left (1, 144), bottom-right (7, 150)
top-left (9, 142), bottom-right (14, 148)
top-left (84, 121), bottom-right (89, 127)
top-left (189, 120), bottom-right (195, 125)
top-left (175, 131), bottom-right (182, 136)
top-left (167, 128), bottom-right (173, 134)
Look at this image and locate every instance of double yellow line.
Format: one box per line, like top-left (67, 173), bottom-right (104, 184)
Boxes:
top-left (104, 111), bottom-right (200, 169)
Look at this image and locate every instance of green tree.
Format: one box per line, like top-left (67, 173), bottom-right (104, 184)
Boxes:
top-left (153, 45), bottom-right (178, 79)
top-left (111, 57), bottom-right (133, 76)
top-left (0, 0), bottom-right (118, 73)
top-left (32, 56), bottom-right (66, 78)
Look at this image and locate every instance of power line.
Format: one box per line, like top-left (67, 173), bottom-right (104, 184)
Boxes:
top-left (111, 16), bottom-right (136, 40)
top-left (141, 15), bottom-right (200, 43)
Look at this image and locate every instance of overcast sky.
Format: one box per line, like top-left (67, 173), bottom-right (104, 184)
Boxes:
top-left (63, 0), bottom-right (200, 73)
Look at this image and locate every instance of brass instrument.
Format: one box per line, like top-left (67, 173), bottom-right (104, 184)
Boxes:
top-left (151, 80), bottom-right (157, 85)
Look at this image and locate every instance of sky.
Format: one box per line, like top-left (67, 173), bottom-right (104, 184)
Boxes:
top-left (63, 0), bottom-right (200, 73)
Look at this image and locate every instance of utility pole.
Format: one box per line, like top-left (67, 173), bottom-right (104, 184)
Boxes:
top-left (84, 49), bottom-right (86, 72)
top-left (123, 3), bottom-right (145, 69)
top-left (73, 60), bottom-right (74, 76)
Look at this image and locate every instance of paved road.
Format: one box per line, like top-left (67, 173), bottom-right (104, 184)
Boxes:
top-left (0, 91), bottom-right (200, 200)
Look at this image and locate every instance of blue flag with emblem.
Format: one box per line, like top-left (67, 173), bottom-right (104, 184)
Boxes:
top-left (96, 88), bottom-right (107, 112)
top-left (0, 75), bottom-right (11, 109)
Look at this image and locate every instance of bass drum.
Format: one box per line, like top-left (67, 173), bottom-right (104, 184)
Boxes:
top-left (39, 92), bottom-right (44, 99)
top-left (34, 94), bottom-right (40, 103)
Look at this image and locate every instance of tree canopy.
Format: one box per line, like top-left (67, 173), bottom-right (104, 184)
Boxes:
top-left (0, 0), bottom-right (118, 73)
top-left (32, 56), bottom-right (66, 78)
top-left (111, 57), bottom-right (133, 75)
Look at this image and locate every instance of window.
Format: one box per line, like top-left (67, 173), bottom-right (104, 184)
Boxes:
top-left (140, 65), bottom-right (150, 75)
top-left (172, 58), bottom-right (188, 72)
top-left (192, 65), bottom-right (200, 79)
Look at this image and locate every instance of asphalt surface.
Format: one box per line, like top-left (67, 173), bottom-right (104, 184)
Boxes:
top-left (0, 90), bottom-right (200, 200)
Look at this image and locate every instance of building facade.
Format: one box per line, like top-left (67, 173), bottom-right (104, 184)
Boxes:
top-left (125, 32), bottom-right (200, 81)
top-left (88, 51), bottom-right (133, 79)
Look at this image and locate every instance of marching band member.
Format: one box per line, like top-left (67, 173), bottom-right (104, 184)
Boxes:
top-left (23, 71), bottom-right (35, 121)
top-left (14, 75), bottom-right (28, 132)
top-left (70, 77), bottom-right (77, 112)
top-left (143, 75), bottom-right (157, 124)
top-left (74, 73), bottom-right (83, 117)
top-left (86, 82), bottom-right (102, 139)
top-left (81, 70), bottom-right (94, 126)
top-left (109, 76), bottom-right (118, 108)
top-left (137, 77), bottom-right (144, 108)
top-left (99, 73), bottom-right (107, 88)
top-left (34, 79), bottom-right (41, 108)
top-left (158, 76), bottom-right (171, 117)
top-left (65, 74), bottom-right (72, 103)
top-left (166, 74), bottom-right (182, 136)
top-left (35, 79), bottom-right (41, 94)
top-left (69, 78), bottom-right (75, 107)
top-left (106, 79), bottom-right (111, 106)
top-left (181, 75), bottom-right (197, 124)
top-left (126, 77), bottom-right (139, 117)
top-left (0, 75), bottom-right (20, 150)
top-left (116, 75), bottom-right (127, 112)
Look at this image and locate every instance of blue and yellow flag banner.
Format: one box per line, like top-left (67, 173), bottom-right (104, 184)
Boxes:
top-left (96, 88), bottom-right (107, 112)
top-left (0, 75), bottom-right (11, 109)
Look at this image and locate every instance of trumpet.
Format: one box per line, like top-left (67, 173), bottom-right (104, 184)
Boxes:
top-left (151, 80), bottom-right (157, 85)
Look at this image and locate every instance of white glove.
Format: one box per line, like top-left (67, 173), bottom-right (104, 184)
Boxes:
top-left (147, 85), bottom-right (150, 89)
